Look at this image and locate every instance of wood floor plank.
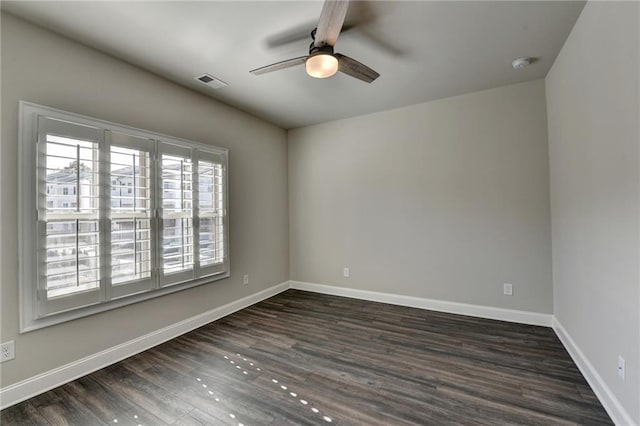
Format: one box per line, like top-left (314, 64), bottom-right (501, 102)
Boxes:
top-left (29, 386), bottom-right (107, 426)
top-left (172, 407), bottom-right (234, 426)
top-left (0, 401), bottom-right (50, 426)
top-left (112, 407), bottom-right (169, 426)
top-left (1, 289), bottom-right (612, 425)
top-left (91, 364), bottom-right (193, 424)
top-left (59, 376), bottom-right (136, 424)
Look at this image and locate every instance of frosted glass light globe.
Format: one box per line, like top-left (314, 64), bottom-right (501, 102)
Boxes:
top-left (305, 53), bottom-right (338, 78)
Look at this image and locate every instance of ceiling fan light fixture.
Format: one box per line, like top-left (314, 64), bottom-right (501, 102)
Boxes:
top-left (305, 53), bottom-right (338, 78)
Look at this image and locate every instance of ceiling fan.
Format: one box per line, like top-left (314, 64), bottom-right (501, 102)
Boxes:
top-left (250, 0), bottom-right (380, 83)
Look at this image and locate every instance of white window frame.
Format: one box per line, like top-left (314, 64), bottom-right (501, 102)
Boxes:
top-left (19, 101), bottom-right (230, 332)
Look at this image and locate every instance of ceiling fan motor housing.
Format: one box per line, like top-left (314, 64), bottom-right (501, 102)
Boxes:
top-left (309, 43), bottom-right (334, 56)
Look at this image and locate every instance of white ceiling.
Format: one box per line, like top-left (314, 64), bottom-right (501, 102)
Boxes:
top-left (2, 1), bottom-right (585, 129)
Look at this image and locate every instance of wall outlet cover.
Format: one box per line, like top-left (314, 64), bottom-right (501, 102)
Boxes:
top-left (1, 341), bottom-right (15, 362)
top-left (503, 283), bottom-right (513, 296)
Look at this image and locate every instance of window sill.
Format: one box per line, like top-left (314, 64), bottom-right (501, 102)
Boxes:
top-left (21, 270), bottom-right (230, 333)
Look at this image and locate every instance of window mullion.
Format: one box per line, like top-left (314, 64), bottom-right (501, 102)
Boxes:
top-left (101, 130), bottom-right (111, 302)
top-left (180, 159), bottom-right (185, 271)
top-left (75, 144), bottom-right (81, 290)
top-left (132, 153), bottom-right (137, 213)
top-left (134, 218), bottom-right (138, 277)
top-left (76, 218), bottom-right (80, 288)
top-left (76, 144), bottom-right (80, 212)
top-left (151, 143), bottom-right (160, 289)
top-left (193, 152), bottom-right (200, 277)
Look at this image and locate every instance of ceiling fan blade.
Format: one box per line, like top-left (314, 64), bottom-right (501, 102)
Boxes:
top-left (250, 56), bottom-right (307, 75)
top-left (266, 23), bottom-right (356, 49)
top-left (347, 2), bottom-right (405, 57)
top-left (335, 53), bottom-right (380, 83)
top-left (265, 21), bottom-right (316, 48)
top-left (314, 0), bottom-right (349, 47)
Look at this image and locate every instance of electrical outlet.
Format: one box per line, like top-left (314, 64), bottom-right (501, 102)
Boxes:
top-left (503, 283), bottom-right (513, 296)
top-left (343, 267), bottom-right (350, 278)
top-left (1, 341), bottom-right (15, 362)
top-left (243, 275), bottom-right (249, 285)
top-left (618, 356), bottom-right (625, 380)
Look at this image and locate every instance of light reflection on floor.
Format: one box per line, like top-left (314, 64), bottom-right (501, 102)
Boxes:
top-left (112, 413), bottom-right (142, 426)
top-left (192, 352), bottom-right (334, 425)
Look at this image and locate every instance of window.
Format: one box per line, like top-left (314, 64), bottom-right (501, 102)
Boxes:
top-left (108, 132), bottom-right (154, 299)
top-left (159, 149), bottom-right (194, 278)
top-left (19, 102), bottom-right (229, 331)
top-left (197, 156), bottom-right (226, 269)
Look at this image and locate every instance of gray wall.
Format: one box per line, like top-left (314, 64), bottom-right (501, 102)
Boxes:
top-left (289, 80), bottom-right (553, 314)
top-left (0, 13), bottom-right (289, 387)
top-left (546, 2), bottom-right (640, 423)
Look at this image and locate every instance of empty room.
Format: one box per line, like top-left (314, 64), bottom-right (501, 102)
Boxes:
top-left (0, 1), bottom-right (638, 425)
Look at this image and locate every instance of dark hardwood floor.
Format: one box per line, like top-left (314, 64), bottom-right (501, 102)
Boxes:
top-left (2, 289), bottom-right (612, 425)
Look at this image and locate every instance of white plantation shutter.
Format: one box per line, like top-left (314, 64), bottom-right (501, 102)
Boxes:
top-left (107, 131), bottom-right (155, 298)
top-left (158, 142), bottom-right (195, 286)
top-left (20, 102), bottom-right (229, 331)
top-left (195, 150), bottom-right (227, 277)
top-left (37, 117), bottom-right (103, 316)
top-left (158, 144), bottom-right (229, 284)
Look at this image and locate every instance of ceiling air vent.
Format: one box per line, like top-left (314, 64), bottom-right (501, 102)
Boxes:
top-left (195, 73), bottom-right (228, 90)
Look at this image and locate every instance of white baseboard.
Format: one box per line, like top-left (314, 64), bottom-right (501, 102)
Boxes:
top-left (289, 280), bottom-right (553, 327)
top-left (0, 281), bottom-right (289, 410)
top-left (552, 317), bottom-right (636, 426)
top-left (4, 280), bottom-right (631, 426)
top-left (290, 281), bottom-right (635, 424)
